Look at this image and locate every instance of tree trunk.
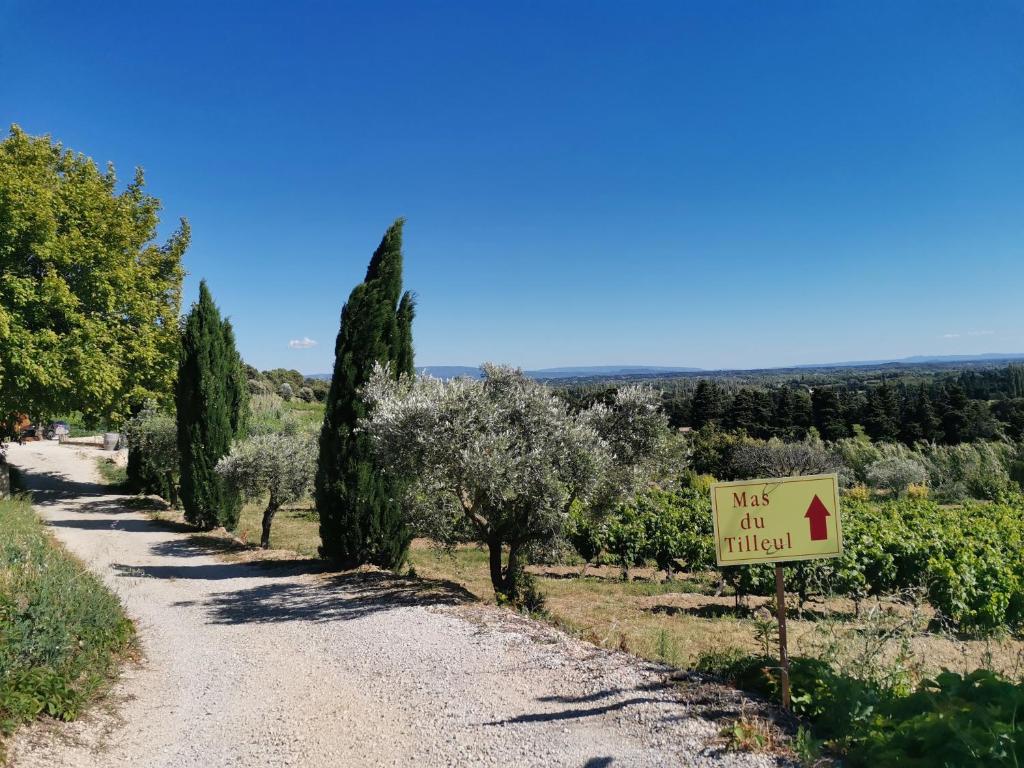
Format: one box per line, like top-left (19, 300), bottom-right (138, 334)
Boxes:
top-left (165, 472), bottom-right (179, 508)
top-left (505, 542), bottom-right (522, 597)
top-left (261, 497), bottom-right (280, 549)
top-left (487, 533), bottom-right (505, 598)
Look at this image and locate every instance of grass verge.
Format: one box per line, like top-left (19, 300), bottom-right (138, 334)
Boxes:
top-left (0, 496), bottom-right (134, 758)
top-left (95, 456), bottom-right (128, 488)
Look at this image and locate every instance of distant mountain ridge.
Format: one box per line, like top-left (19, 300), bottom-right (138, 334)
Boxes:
top-left (305, 353), bottom-right (1024, 380)
top-left (416, 365), bottom-right (702, 380)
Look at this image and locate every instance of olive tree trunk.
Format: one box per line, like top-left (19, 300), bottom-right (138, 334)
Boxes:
top-left (261, 494), bottom-right (280, 549)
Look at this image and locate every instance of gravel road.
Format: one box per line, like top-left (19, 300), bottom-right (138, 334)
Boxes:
top-left (6, 441), bottom-right (787, 768)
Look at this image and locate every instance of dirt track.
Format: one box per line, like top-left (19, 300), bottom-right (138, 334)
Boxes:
top-left (6, 441), bottom-right (784, 768)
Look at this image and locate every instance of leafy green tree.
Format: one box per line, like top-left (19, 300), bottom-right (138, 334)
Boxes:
top-left (316, 219), bottom-right (415, 569)
top-left (175, 282), bottom-right (245, 529)
top-left (0, 125), bottom-right (186, 426)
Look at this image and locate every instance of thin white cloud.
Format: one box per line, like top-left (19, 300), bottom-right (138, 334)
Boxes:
top-left (288, 337), bottom-right (318, 349)
top-left (940, 330), bottom-right (994, 340)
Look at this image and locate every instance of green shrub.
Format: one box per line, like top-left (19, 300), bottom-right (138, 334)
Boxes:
top-left (565, 501), bottom-right (606, 568)
top-left (850, 670), bottom-right (1024, 767)
top-left (605, 502), bottom-right (647, 579)
top-left (124, 403), bottom-right (179, 504)
top-left (0, 497), bottom-right (133, 754)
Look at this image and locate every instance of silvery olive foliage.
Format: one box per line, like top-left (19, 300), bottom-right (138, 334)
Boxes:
top-left (361, 363), bottom-right (668, 601)
top-left (866, 456), bottom-right (929, 496)
top-left (731, 437), bottom-right (842, 479)
top-left (216, 431), bottom-right (316, 548)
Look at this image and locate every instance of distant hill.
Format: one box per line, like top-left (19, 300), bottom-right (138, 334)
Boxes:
top-left (307, 354), bottom-right (1024, 381)
top-left (417, 366), bottom-right (483, 379)
top-left (794, 353), bottom-right (1024, 369)
top-left (415, 365), bottom-right (703, 380)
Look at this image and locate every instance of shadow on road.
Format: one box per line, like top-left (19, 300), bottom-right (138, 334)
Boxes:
top-left (484, 695), bottom-right (666, 725)
top-left (111, 558), bottom-right (327, 581)
top-left (14, 467), bottom-right (106, 505)
top-left (170, 570), bottom-right (474, 624)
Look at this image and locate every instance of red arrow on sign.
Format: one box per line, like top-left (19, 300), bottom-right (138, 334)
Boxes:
top-left (805, 495), bottom-right (830, 541)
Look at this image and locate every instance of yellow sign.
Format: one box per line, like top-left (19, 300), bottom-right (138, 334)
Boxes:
top-left (710, 474), bottom-right (842, 566)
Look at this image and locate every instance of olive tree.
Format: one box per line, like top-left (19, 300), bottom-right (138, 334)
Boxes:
top-left (361, 364), bottom-right (668, 604)
top-left (216, 432), bottom-right (316, 548)
top-left (730, 437), bottom-right (841, 479)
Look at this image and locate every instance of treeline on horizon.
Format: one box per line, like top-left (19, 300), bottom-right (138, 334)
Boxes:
top-left (560, 363), bottom-right (1024, 446)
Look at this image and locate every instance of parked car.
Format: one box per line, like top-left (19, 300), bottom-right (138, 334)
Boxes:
top-left (18, 424), bottom-right (37, 443)
top-left (45, 421), bottom-right (70, 440)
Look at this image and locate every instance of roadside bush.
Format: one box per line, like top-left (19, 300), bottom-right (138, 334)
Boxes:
top-left (698, 646), bottom-right (1024, 764)
top-left (849, 669), bottom-right (1024, 766)
top-left (279, 382), bottom-right (294, 401)
top-left (0, 497), bottom-right (133, 754)
top-left (124, 405), bottom-right (179, 505)
top-left (297, 386), bottom-right (315, 403)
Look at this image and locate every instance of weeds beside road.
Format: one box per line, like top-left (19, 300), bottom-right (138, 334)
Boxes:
top-left (0, 495), bottom-right (134, 759)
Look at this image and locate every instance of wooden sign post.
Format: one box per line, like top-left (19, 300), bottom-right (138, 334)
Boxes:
top-left (774, 563), bottom-right (791, 710)
top-left (710, 474), bottom-right (843, 712)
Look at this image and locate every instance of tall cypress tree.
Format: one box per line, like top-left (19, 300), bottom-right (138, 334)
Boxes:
top-left (175, 281), bottom-right (244, 529)
top-left (316, 219), bottom-right (414, 569)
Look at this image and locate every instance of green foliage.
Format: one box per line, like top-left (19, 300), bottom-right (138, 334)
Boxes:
top-left (0, 125), bottom-right (186, 425)
top-left (124, 403), bottom-right (179, 504)
top-left (0, 497), bottom-right (133, 753)
top-left (175, 282), bottom-right (245, 530)
top-left (95, 457), bottom-right (128, 488)
top-left (681, 469), bottom-right (716, 495)
top-left (605, 502), bottom-right (647, 579)
top-left (699, 647), bottom-right (1024, 765)
top-left (850, 670), bottom-right (1024, 767)
top-left (217, 431), bottom-right (316, 548)
top-left (565, 501), bottom-right (605, 566)
top-left (316, 219), bottom-right (414, 570)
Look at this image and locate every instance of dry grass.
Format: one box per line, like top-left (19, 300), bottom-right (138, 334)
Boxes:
top-left (144, 495), bottom-right (1024, 684)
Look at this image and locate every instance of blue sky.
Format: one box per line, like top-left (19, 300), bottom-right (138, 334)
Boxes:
top-left (3, 1), bottom-right (1022, 373)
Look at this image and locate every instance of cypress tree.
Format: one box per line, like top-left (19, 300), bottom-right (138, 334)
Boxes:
top-left (316, 219), bottom-right (414, 569)
top-left (175, 281), bottom-right (243, 529)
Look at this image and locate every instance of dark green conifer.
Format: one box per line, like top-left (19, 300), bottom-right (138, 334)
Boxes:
top-left (316, 219), bottom-right (414, 569)
top-left (175, 281), bottom-right (244, 529)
